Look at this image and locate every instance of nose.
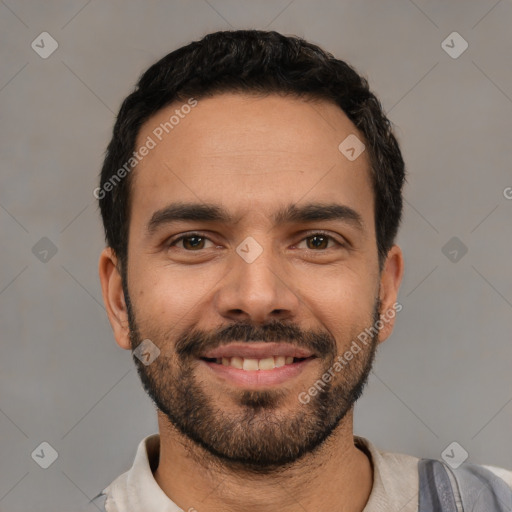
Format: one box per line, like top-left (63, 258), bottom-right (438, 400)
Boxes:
top-left (213, 239), bottom-right (301, 325)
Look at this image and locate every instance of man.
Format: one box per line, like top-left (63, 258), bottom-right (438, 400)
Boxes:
top-left (92, 30), bottom-right (512, 511)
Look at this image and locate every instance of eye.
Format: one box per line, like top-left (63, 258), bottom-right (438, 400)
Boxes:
top-left (168, 233), bottom-right (215, 251)
top-left (167, 231), bottom-right (345, 252)
top-left (295, 232), bottom-right (343, 251)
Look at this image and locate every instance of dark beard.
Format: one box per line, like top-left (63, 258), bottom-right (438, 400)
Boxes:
top-left (123, 280), bottom-right (380, 474)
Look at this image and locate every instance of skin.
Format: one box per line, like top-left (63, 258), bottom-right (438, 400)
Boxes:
top-left (99, 92), bottom-right (404, 512)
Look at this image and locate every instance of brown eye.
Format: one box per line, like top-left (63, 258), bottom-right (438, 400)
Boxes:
top-left (182, 235), bottom-right (205, 250)
top-left (297, 233), bottom-right (341, 250)
top-left (306, 235), bottom-right (330, 250)
top-left (169, 234), bottom-right (214, 251)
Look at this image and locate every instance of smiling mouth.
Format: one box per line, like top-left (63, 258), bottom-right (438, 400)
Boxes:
top-left (200, 355), bottom-right (315, 371)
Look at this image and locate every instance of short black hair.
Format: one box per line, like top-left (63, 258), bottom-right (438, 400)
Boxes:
top-left (98, 29), bottom-right (405, 276)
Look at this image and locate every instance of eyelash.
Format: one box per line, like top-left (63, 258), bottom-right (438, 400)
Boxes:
top-left (167, 231), bottom-right (345, 251)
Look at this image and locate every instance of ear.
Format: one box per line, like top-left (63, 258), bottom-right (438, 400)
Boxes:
top-left (98, 247), bottom-right (131, 350)
top-left (377, 245), bottom-right (404, 344)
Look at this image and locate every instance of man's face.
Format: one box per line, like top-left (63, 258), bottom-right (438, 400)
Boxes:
top-left (116, 93), bottom-right (395, 471)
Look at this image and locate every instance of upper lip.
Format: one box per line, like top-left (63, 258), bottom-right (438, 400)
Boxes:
top-left (201, 343), bottom-right (315, 360)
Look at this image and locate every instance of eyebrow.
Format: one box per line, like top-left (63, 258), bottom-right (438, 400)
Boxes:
top-left (146, 201), bottom-right (365, 235)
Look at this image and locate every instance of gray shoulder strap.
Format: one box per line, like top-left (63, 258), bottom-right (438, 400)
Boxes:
top-left (418, 459), bottom-right (458, 512)
top-left (418, 458), bottom-right (512, 512)
top-left (447, 461), bottom-right (512, 511)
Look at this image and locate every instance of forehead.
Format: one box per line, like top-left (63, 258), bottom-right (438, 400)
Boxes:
top-left (130, 92), bottom-right (374, 231)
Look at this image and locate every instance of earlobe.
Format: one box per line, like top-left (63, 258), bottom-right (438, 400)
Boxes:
top-left (377, 245), bottom-right (404, 343)
top-left (98, 248), bottom-right (131, 350)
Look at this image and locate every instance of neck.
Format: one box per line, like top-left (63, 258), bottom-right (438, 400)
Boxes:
top-left (153, 409), bottom-right (373, 512)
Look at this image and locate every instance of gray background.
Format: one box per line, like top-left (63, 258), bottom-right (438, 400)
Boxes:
top-left (1, 1), bottom-right (511, 510)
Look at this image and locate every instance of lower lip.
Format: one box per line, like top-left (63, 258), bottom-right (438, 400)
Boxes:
top-left (200, 358), bottom-right (316, 388)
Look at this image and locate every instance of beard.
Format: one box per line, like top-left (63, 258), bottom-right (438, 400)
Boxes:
top-left (123, 280), bottom-right (380, 474)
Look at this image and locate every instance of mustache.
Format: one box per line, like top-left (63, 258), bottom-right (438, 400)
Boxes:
top-left (175, 319), bottom-right (336, 359)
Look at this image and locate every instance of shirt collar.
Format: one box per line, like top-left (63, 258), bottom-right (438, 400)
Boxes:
top-left (354, 434), bottom-right (419, 511)
top-left (102, 434), bottom-right (182, 512)
top-left (102, 433), bottom-right (412, 512)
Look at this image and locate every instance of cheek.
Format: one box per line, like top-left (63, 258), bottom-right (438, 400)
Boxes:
top-left (305, 271), bottom-right (378, 339)
top-left (130, 266), bottom-right (214, 329)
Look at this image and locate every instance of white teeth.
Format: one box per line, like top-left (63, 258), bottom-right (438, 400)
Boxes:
top-left (210, 355), bottom-right (302, 370)
top-left (274, 356), bottom-right (286, 367)
top-left (258, 357), bottom-right (275, 370)
top-left (242, 358), bottom-right (259, 371)
top-left (230, 356), bottom-right (244, 369)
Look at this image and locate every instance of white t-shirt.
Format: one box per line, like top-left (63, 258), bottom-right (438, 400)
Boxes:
top-left (88, 434), bottom-right (512, 512)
